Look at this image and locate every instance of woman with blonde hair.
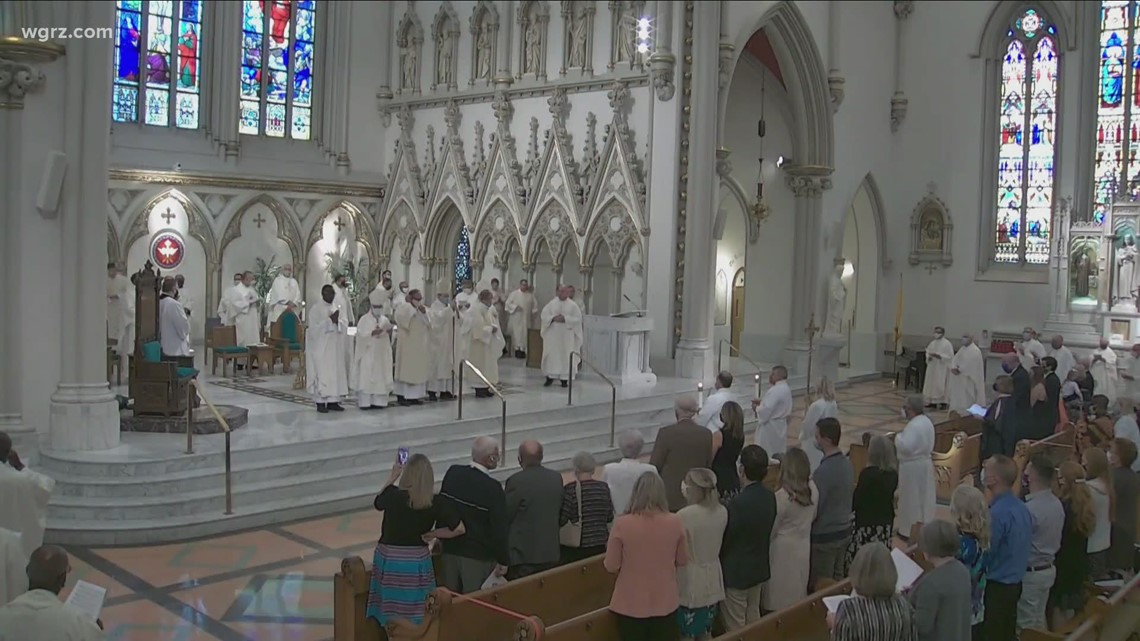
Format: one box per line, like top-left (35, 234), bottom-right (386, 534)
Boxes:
top-left (949, 484), bottom-right (990, 627)
top-left (799, 377), bottom-right (839, 472)
top-left (763, 447), bottom-right (817, 613)
top-left (605, 472), bottom-right (688, 641)
top-left (828, 543), bottom-right (917, 640)
top-left (844, 435), bottom-right (899, 574)
top-left (711, 401), bottom-right (746, 499)
top-left (676, 469), bottom-right (727, 640)
top-left (1049, 461), bottom-right (1096, 627)
top-left (1082, 447), bottom-right (1114, 580)
top-left (367, 453), bottom-right (464, 625)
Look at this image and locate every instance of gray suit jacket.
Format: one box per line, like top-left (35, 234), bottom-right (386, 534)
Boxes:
top-left (504, 464), bottom-right (565, 566)
top-left (650, 418), bottom-right (713, 511)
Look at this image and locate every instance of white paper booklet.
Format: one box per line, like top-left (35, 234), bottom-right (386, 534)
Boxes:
top-left (64, 580), bottom-right (106, 621)
top-left (822, 594), bottom-right (851, 613)
top-left (967, 404), bottom-right (987, 418)
top-left (891, 548), bottom-right (925, 592)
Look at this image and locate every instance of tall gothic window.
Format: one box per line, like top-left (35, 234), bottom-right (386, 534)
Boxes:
top-left (1093, 1), bottom-right (1140, 224)
top-left (994, 8), bottom-right (1058, 267)
top-left (454, 227), bottom-right (472, 292)
top-left (112, 0), bottom-right (203, 129)
top-left (240, 0), bottom-right (316, 139)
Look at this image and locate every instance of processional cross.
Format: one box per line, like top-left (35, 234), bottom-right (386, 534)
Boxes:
top-left (804, 313), bottom-right (820, 410)
top-left (160, 207), bottom-right (176, 225)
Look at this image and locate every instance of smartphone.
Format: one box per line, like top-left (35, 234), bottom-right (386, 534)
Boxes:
top-left (397, 447), bottom-right (409, 465)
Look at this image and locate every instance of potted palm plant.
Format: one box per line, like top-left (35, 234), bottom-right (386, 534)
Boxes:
top-left (252, 255), bottom-right (282, 327)
top-left (323, 250), bottom-right (371, 314)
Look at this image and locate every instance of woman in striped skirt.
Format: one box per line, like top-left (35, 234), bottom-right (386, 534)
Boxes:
top-left (367, 453), bottom-right (464, 626)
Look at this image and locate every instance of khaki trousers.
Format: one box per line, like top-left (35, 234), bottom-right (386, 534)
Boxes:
top-left (722, 583), bottom-right (764, 631)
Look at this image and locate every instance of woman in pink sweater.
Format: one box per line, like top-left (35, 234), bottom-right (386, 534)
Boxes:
top-left (604, 471), bottom-right (689, 641)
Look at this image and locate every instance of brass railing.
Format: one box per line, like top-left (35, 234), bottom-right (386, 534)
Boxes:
top-left (567, 352), bottom-right (617, 448)
top-left (457, 360), bottom-right (508, 452)
top-left (186, 379), bottom-right (234, 515)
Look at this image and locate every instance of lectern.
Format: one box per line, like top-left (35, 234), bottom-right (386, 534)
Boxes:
top-left (582, 313), bottom-right (656, 385)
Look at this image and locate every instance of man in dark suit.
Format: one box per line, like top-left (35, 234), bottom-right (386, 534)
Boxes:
top-left (984, 375), bottom-right (1019, 460)
top-left (439, 436), bottom-right (510, 593)
top-left (1004, 352), bottom-right (1031, 438)
top-left (1041, 356), bottom-right (1062, 437)
top-left (650, 396), bottom-right (713, 511)
top-left (503, 440), bottom-right (563, 580)
top-left (719, 444), bottom-right (777, 630)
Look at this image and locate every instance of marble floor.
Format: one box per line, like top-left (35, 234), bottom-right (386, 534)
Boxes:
top-left (49, 378), bottom-right (950, 641)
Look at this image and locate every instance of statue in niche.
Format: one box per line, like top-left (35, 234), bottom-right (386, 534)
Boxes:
top-left (1074, 251), bottom-right (1092, 298)
top-left (524, 19), bottom-right (542, 74)
top-left (568, 9), bottom-right (588, 68)
top-left (824, 261), bottom-right (847, 336)
top-left (1117, 235), bottom-right (1137, 302)
top-left (617, 8), bottom-right (637, 63)
top-left (475, 25), bottom-right (493, 80)
top-left (401, 43), bottom-right (418, 90)
top-left (437, 33), bottom-right (454, 86)
top-left (918, 208), bottom-right (944, 251)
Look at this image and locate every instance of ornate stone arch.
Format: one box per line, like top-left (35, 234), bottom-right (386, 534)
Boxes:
top-left (218, 194), bottom-right (304, 270)
top-left (305, 200), bottom-right (379, 269)
top-left (840, 172), bottom-right (891, 272)
top-left (526, 200), bottom-right (578, 265)
top-left (971, 0), bottom-right (1075, 57)
top-left (123, 188), bottom-right (218, 265)
top-left (107, 220), bottom-right (121, 266)
top-left (583, 199), bottom-right (640, 269)
top-left (724, 2), bottom-right (834, 169)
top-left (379, 201), bottom-right (421, 267)
top-left (473, 199), bottom-right (523, 267)
top-left (713, 176), bottom-right (754, 243)
top-left (422, 198), bottom-right (468, 262)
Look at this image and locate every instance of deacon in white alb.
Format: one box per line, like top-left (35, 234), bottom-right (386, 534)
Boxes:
top-left (368, 272), bottom-right (396, 317)
top-left (228, 271), bottom-right (262, 347)
top-left (751, 365), bottom-right (793, 458)
top-left (1090, 337), bottom-right (1119, 404)
top-left (695, 371), bottom-right (736, 432)
top-left (106, 262), bottom-right (135, 356)
top-left (799, 377), bottom-right (839, 472)
top-left (947, 333), bottom-right (987, 414)
top-left (1017, 327), bottom-right (1047, 372)
top-left (158, 278), bottom-right (191, 358)
top-left (427, 281), bottom-right (460, 401)
top-left (174, 274), bottom-right (195, 320)
top-left (895, 395), bottom-right (936, 538)
top-left (455, 279), bottom-right (477, 312)
top-left (267, 264), bottom-right (302, 328)
top-left (306, 285), bottom-right (349, 413)
top-left (394, 289), bottom-right (432, 405)
top-left (504, 278), bottom-right (537, 359)
top-left (1120, 343), bottom-right (1140, 410)
top-left (352, 292), bottom-right (394, 410)
top-left (489, 278), bottom-right (508, 349)
top-left (922, 326), bottom-right (954, 409)
top-left (464, 290), bottom-right (506, 398)
top-left (540, 286), bottom-right (584, 387)
top-left (331, 274), bottom-right (356, 326)
top-left (217, 272), bottom-right (241, 325)
top-left (1046, 335), bottom-right (1076, 381)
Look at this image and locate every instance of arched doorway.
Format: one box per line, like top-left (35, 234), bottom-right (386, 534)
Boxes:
top-left (839, 175), bottom-right (886, 374)
top-left (730, 268), bottom-right (746, 350)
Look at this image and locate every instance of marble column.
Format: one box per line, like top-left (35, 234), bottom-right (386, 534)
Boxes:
top-left (494, 0), bottom-right (514, 86)
top-left (648, 0), bottom-right (675, 101)
top-left (782, 167), bottom-right (834, 376)
top-left (205, 0), bottom-right (241, 160)
top-left (0, 30), bottom-right (58, 452)
top-left (377, 1), bottom-right (395, 102)
top-left (674, 0), bottom-right (720, 381)
top-left (318, 0), bottom-right (351, 172)
top-left (48, 0), bottom-right (120, 451)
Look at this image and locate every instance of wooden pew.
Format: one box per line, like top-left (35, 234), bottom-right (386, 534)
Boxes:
top-left (1021, 571), bottom-right (1140, 641)
top-left (1014, 428), bottom-right (1077, 495)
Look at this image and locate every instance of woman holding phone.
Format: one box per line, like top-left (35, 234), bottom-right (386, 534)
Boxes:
top-left (367, 452), bottom-right (465, 626)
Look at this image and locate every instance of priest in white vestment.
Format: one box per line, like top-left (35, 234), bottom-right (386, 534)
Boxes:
top-left (332, 274), bottom-right (357, 326)
top-left (394, 289), bottom-right (432, 405)
top-left (1119, 344), bottom-right (1140, 410)
top-left (695, 371), bottom-right (736, 432)
top-left (306, 285), bottom-right (349, 413)
top-left (0, 435), bottom-right (55, 562)
top-left (948, 334), bottom-right (987, 414)
top-left (1018, 328), bottom-right (1047, 372)
top-left (923, 326), bottom-right (954, 409)
top-left (504, 279), bottom-right (537, 359)
top-left (455, 279), bottom-right (477, 312)
top-left (1091, 337), bottom-right (1120, 404)
top-left (798, 377), bottom-right (839, 472)
top-left (0, 546), bottom-right (104, 640)
top-left (751, 365), bottom-right (793, 458)
top-left (895, 396), bottom-right (936, 538)
top-left (465, 290), bottom-right (507, 397)
top-left (427, 281), bottom-right (460, 400)
top-left (540, 286), bottom-right (584, 387)
top-left (227, 272), bottom-right (261, 347)
top-left (159, 280), bottom-right (191, 357)
top-left (352, 292), bottom-right (394, 410)
top-left (217, 273), bottom-right (242, 324)
top-left (1047, 335), bottom-right (1076, 381)
top-left (368, 274), bottom-right (396, 317)
top-left (267, 264), bottom-right (302, 328)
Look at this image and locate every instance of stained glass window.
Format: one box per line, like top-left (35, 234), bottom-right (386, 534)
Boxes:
top-left (241, 0), bottom-right (316, 140)
top-left (1093, 1), bottom-right (1140, 226)
top-left (113, 0), bottom-right (202, 129)
top-left (454, 227), bottom-right (472, 291)
top-left (994, 8), bottom-right (1058, 266)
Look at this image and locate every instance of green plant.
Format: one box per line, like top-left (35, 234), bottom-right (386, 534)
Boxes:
top-left (323, 250), bottom-right (371, 310)
top-left (253, 255), bottom-right (282, 325)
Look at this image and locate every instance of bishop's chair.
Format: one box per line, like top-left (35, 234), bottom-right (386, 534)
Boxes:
top-left (268, 310), bottom-right (304, 374)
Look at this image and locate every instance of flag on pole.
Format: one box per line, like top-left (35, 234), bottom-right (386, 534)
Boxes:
top-left (893, 272), bottom-right (903, 354)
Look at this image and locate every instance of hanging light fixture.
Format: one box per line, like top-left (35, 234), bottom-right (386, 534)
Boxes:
top-left (752, 71), bottom-right (772, 225)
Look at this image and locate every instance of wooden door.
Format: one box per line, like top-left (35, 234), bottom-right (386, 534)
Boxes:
top-left (730, 269), bottom-right (745, 350)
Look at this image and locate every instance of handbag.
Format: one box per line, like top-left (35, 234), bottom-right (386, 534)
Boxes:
top-left (559, 481), bottom-right (583, 547)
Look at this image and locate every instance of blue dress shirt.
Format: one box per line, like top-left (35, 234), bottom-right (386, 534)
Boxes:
top-left (986, 491), bottom-right (1033, 584)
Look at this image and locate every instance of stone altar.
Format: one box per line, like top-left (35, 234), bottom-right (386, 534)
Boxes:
top-left (582, 314), bottom-right (656, 385)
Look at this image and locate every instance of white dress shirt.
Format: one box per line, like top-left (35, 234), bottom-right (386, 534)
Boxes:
top-left (603, 458), bottom-right (659, 514)
top-left (695, 388), bottom-right (735, 432)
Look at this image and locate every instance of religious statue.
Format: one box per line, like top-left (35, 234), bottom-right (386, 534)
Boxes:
top-left (1118, 235), bottom-right (1137, 304)
top-left (824, 262), bottom-right (847, 336)
top-left (401, 43), bottom-right (418, 90)
top-left (437, 33), bottom-right (454, 86)
top-left (1075, 252), bottom-right (1092, 298)
top-left (475, 26), bottom-right (492, 80)
top-left (617, 9), bottom-right (638, 63)
top-left (568, 10), bottom-right (588, 68)
top-left (524, 20), bottom-right (542, 74)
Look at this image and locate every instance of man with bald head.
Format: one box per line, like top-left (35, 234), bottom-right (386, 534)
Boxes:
top-left (439, 437), bottom-right (509, 593)
top-left (1047, 335), bottom-right (1076, 381)
top-left (504, 440), bottom-right (563, 580)
top-left (650, 396), bottom-right (713, 511)
top-left (0, 546), bottom-right (103, 639)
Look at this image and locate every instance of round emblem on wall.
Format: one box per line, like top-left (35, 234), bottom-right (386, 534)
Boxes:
top-left (150, 230), bottom-right (186, 270)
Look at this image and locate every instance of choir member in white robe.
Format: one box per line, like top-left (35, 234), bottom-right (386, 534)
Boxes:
top-left (427, 282), bottom-right (460, 400)
top-left (106, 263), bottom-right (135, 356)
top-left (489, 278), bottom-right (508, 350)
top-left (267, 264), bottom-right (302, 328)
top-left (798, 377), bottom-right (838, 472)
top-left (1018, 328), bottom-right (1047, 372)
top-left (1047, 335), bottom-right (1076, 381)
top-left (947, 334), bottom-right (987, 414)
top-left (1090, 337), bottom-right (1120, 404)
top-left (895, 396), bottom-right (936, 538)
top-left (332, 275), bottom-right (356, 326)
top-left (159, 280), bottom-right (191, 357)
top-left (352, 293), bottom-right (394, 410)
top-left (394, 289), bottom-right (432, 405)
top-left (751, 365), bottom-right (793, 458)
top-left (229, 272), bottom-right (262, 347)
top-left (0, 433), bottom-right (55, 561)
top-left (368, 274), bottom-right (396, 317)
top-left (465, 290), bottom-right (507, 397)
top-left (922, 326), bottom-right (954, 408)
top-left (1119, 344), bottom-right (1140, 410)
top-left (306, 286), bottom-right (349, 412)
top-left (504, 279), bottom-right (537, 358)
top-left (217, 273), bottom-right (242, 325)
top-left (455, 279), bottom-right (477, 312)
top-left (540, 286), bottom-right (584, 387)
top-left (0, 546), bottom-right (104, 640)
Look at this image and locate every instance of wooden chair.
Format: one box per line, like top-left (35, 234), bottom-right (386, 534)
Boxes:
top-left (107, 339), bottom-right (121, 386)
top-left (268, 310), bottom-right (304, 374)
top-left (211, 325), bottom-right (250, 377)
top-left (128, 262), bottom-right (198, 416)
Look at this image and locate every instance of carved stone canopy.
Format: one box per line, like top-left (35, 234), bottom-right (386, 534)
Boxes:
top-left (909, 185), bottom-right (953, 268)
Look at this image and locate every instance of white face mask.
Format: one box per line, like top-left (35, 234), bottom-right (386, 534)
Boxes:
top-left (680, 481), bottom-right (690, 497)
top-left (962, 337), bottom-right (970, 344)
top-left (1023, 333), bottom-right (1032, 340)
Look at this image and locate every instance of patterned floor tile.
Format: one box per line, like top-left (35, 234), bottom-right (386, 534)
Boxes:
top-left (102, 599), bottom-right (224, 641)
top-left (60, 553), bottom-right (135, 602)
top-left (278, 510), bottom-right (382, 551)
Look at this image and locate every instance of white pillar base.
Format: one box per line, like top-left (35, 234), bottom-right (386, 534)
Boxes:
top-left (675, 339), bottom-right (713, 382)
top-left (782, 337), bottom-right (844, 387)
top-left (49, 384), bottom-right (119, 451)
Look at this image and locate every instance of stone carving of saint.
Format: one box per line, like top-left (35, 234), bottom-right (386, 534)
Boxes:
top-left (824, 262), bottom-right (847, 336)
top-left (1118, 235), bottom-right (1137, 304)
top-left (402, 44), bottom-right (417, 90)
top-left (438, 33), bottom-right (454, 86)
top-left (475, 26), bottom-right (492, 79)
top-left (568, 10), bottom-right (588, 68)
top-left (618, 10), bottom-right (637, 62)
top-left (524, 20), bottom-right (542, 74)
top-left (1075, 253), bottom-right (1091, 298)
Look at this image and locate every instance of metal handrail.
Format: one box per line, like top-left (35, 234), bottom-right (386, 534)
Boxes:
top-left (567, 352), bottom-right (617, 448)
top-left (186, 379), bottom-right (234, 515)
top-left (715, 339), bottom-right (765, 376)
top-left (457, 360), bottom-right (508, 452)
